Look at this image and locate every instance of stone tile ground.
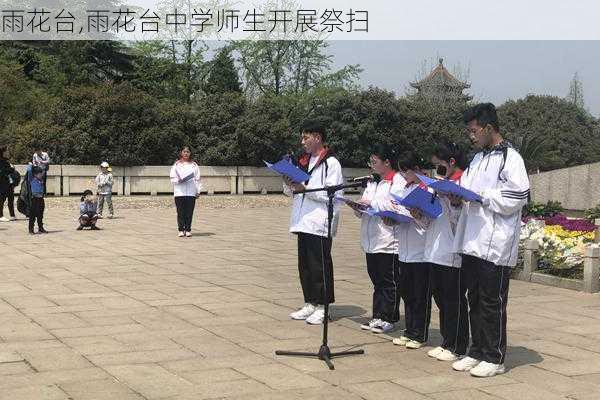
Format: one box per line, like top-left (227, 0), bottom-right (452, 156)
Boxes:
top-left (1, 196), bottom-right (600, 399)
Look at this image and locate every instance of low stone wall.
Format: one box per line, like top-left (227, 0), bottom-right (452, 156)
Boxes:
top-left (11, 165), bottom-right (372, 196)
top-left (530, 161), bottom-right (600, 210)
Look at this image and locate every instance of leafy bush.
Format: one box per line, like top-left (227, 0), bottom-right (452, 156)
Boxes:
top-left (524, 201), bottom-right (564, 218)
top-left (584, 204), bottom-right (600, 222)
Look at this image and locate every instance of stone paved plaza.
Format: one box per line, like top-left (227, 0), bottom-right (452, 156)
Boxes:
top-left (1, 196), bottom-right (600, 400)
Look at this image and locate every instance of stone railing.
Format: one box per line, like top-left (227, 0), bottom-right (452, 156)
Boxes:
top-left (520, 224), bottom-right (600, 293)
top-left (11, 165), bottom-right (371, 196)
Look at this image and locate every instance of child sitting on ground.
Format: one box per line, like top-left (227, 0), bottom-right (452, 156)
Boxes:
top-left (78, 189), bottom-right (100, 230)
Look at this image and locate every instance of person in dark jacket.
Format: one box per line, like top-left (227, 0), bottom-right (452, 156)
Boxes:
top-left (0, 146), bottom-right (17, 222)
top-left (27, 164), bottom-right (47, 234)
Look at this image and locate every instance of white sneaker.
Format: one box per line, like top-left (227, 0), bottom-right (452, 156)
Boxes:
top-left (97, 214), bottom-right (103, 219)
top-left (452, 356), bottom-right (481, 372)
top-left (108, 214), bottom-right (114, 219)
top-left (178, 231), bottom-right (185, 237)
top-left (0, 217), bottom-right (9, 222)
top-left (392, 336), bottom-right (410, 346)
top-left (360, 319), bottom-right (379, 330)
top-left (185, 231), bottom-right (192, 237)
top-left (406, 340), bottom-right (424, 349)
top-left (305, 306), bottom-right (325, 325)
top-left (436, 349), bottom-right (459, 362)
top-left (9, 216), bottom-right (16, 221)
top-left (470, 361), bottom-right (505, 377)
top-left (371, 320), bottom-right (394, 334)
top-left (289, 303), bottom-right (316, 320)
top-left (427, 346), bottom-right (444, 358)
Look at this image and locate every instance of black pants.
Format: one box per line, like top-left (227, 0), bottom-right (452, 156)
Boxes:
top-left (462, 254), bottom-right (510, 364)
top-left (430, 264), bottom-right (469, 355)
top-left (29, 197), bottom-right (45, 232)
top-left (366, 253), bottom-right (401, 323)
top-left (297, 232), bottom-right (334, 305)
top-left (0, 190), bottom-right (15, 218)
top-left (400, 261), bottom-right (432, 342)
top-left (174, 196), bottom-right (196, 232)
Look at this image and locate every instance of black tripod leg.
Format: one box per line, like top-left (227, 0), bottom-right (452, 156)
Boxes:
top-left (274, 350), bottom-right (318, 357)
top-left (330, 349), bottom-right (365, 357)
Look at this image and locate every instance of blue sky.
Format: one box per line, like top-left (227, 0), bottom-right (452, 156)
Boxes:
top-left (329, 41), bottom-right (600, 116)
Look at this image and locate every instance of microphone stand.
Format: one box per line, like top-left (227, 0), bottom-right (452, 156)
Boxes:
top-left (275, 180), bottom-right (367, 370)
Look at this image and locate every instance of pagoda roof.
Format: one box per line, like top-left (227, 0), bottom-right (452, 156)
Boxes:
top-left (410, 58), bottom-right (470, 90)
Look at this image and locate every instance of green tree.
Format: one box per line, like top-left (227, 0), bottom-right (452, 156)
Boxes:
top-left (498, 95), bottom-right (600, 171)
top-left (203, 47), bottom-right (242, 95)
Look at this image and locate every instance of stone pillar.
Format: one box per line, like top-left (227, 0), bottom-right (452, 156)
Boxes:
top-left (238, 176), bottom-right (244, 195)
top-left (230, 176), bottom-right (237, 195)
top-left (54, 175), bottom-right (62, 196)
top-left (523, 240), bottom-right (539, 276)
top-left (583, 246), bottom-right (600, 293)
top-left (124, 176), bottom-right (131, 196)
top-left (63, 176), bottom-right (70, 196)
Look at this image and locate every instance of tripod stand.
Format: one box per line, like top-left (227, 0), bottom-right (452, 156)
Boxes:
top-left (276, 181), bottom-right (366, 370)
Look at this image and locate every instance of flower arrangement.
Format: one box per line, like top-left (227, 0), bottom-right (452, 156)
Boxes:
top-left (520, 214), bottom-right (597, 271)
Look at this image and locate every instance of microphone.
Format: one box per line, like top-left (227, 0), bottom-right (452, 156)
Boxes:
top-left (349, 174), bottom-right (375, 183)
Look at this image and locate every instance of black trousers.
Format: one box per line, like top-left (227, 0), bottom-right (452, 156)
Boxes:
top-left (0, 190), bottom-right (15, 217)
top-left (366, 253), bottom-right (401, 323)
top-left (462, 254), bottom-right (510, 364)
top-left (297, 232), bottom-right (334, 305)
top-left (29, 197), bottom-right (45, 231)
top-left (430, 264), bottom-right (470, 355)
top-left (400, 261), bottom-right (432, 342)
top-left (174, 196), bottom-right (196, 232)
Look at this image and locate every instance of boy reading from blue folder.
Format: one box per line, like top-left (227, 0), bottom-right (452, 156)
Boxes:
top-left (283, 119), bottom-right (344, 326)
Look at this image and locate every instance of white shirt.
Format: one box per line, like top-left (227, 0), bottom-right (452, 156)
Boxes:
top-left (32, 152), bottom-right (50, 170)
top-left (453, 145), bottom-right (530, 266)
top-left (423, 173), bottom-right (463, 268)
top-left (357, 173), bottom-right (401, 254)
top-left (390, 177), bottom-right (428, 263)
top-left (285, 154), bottom-right (344, 237)
top-left (169, 161), bottom-right (202, 197)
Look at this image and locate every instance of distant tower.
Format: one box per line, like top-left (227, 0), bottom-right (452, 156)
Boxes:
top-left (410, 58), bottom-right (471, 102)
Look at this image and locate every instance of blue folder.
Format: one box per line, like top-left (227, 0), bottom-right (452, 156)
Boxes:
top-left (391, 187), bottom-right (443, 219)
top-left (416, 173), bottom-right (482, 203)
top-left (366, 209), bottom-right (413, 223)
top-left (179, 172), bottom-right (195, 183)
top-left (264, 159), bottom-right (311, 183)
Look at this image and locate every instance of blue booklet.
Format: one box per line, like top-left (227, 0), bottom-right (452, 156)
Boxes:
top-left (366, 209), bottom-right (413, 223)
top-left (416, 173), bottom-right (482, 203)
top-left (264, 159), bottom-right (311, 183)
top-left (179, 172), bottom-right (195, 183)
top-left (391, 187), bottom-right (442, 219)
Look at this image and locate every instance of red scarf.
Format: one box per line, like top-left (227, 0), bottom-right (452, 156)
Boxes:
top-left (297, 146), bottom-right (331, 172)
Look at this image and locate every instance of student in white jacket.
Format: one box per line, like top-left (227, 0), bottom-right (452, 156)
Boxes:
top-left (422, 143), bottom-right (469, 363)
top-left (284, 120), bottom-right (344, 325)
top-left (169, 146), bottom-right (202, 238)
top-left (450, 103), bottom-right (530, 378)
top-left (388, 152), bottom-right (432, 350)
top-left (346, 145), bottom-right (401, 334)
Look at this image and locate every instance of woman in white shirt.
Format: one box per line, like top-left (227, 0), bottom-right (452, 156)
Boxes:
top-left (423, 143), bottom-right (469, 362)
top-left (169, 146), bottom-right (202, 237)
top-left (388, 152), bottom-right (432, 350)
top-left (347, 145), bottom-right (402, 334)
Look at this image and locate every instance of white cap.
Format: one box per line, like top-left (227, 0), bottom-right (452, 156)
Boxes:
top-left (100, 161), bottom-right (109, 168)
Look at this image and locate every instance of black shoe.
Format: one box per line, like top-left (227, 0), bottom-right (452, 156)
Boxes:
top-left (90, 225), bottom-right (101, 230)
top-left (38, 228), bottom-right (48, 234)
top-left (77, 225), bottom-right (84, 230)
